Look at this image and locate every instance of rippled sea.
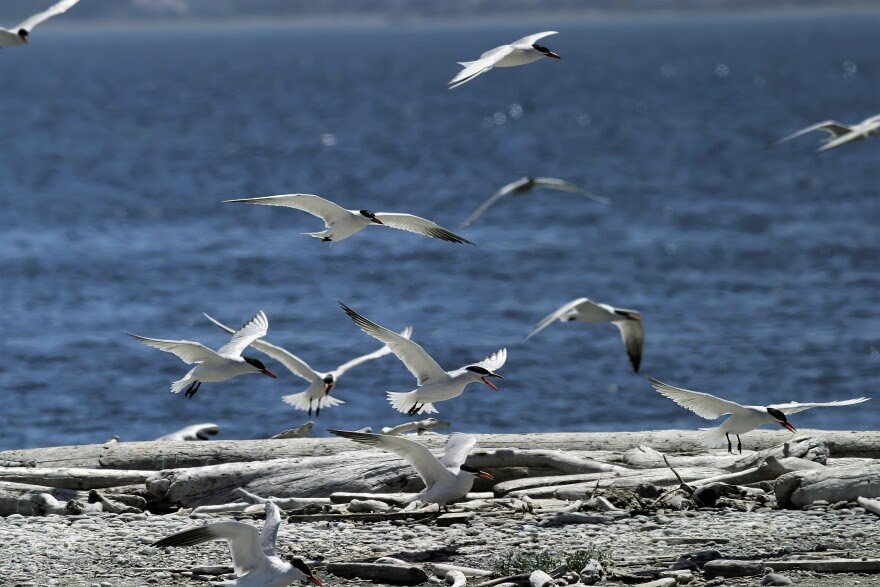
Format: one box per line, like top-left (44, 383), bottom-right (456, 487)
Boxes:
top-left (1, 11), bottom-right (878, 450)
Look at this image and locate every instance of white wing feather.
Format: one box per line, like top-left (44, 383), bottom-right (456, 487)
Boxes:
top-left (471, 348), bottom-right (507, 372)
top-left (224, 194), bottom-right (350, 227)
top-left (512, 31), bottom-right (559, 46)
top-left (777, 120), bottom-right (853, 144)
top-left (438, 433), bottom-right (477, 470)
top-left (533, 177), bottom-right (610, 204)
top-left (259, 501), bottom-right (282, 556)
top-left (125, 333), bottom-right (221, 365)
top-left (526, 297), bottom-right (593, 339)
top-left (16, 0), bottom-right (81, 32)
top-left (448, 45), bottom-right (514, 88)
top-left (649, 378), bottom-right (749, 420)
top-left (332, 325), bottom-right (414, 378)
top-left (375, 213), bottom-right (474, 244)
top-left (216, 311), bottom-right (269, 358)
top-left (328, 430), bottom-right (451, 487)
top-left (768, 397), bottom-right (870, 415)
top-left (152, 521), bottom-right (263, 575)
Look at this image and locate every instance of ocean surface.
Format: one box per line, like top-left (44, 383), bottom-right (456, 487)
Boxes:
top-left (0, 12), bottom-right (878, 451)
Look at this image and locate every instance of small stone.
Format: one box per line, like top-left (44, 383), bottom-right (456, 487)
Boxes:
top-left (635, 483), bottom-right (661, 498)
top-left (579, 559), bottom-right (604, 585)
top-left (436, 513), bottom-right (474, 527)
top-left (761, 574), bottom-right (793, 586)
top-left (552, 513), bottom-right (612, 525)
top-left (529, 570), bottom-right (555, 587)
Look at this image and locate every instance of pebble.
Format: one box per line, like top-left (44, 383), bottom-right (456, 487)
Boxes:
top-left (761, 573), bottom-right (793, 586)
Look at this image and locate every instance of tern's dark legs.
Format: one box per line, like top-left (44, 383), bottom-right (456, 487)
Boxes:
top-left (726, 433), bottom-right (732, 454)
top-left (308, 399), bottom-right (312, 417)
top-left (184, 381), bottom-right (201, 399)
top-left (737, 435), bottom-right (742, 454)
top-left (407, 403), bottom-right (422, 416)
top-left (316, 404), bottom-right (321, 417)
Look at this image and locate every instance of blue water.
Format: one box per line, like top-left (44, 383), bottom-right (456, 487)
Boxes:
top-left (1, 13), bottom-right (878, 451)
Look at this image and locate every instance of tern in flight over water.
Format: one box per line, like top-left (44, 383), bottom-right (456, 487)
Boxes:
top-left (778, 113), bottom-right (880, 152)
top-left (0, 0), bottom-right (82, 47)
top-left (649, 378), bottom-right (870, 453)
top-left (339, 303), bottom-right (506, 415)
top-left (449, 31), bottom-right (561, 89)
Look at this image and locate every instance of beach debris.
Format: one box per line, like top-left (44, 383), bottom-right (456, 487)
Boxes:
top-left (446, 569), bottom-right (468, 587)
top-left (271, 421), bottom-right (314, 439)
top-left (327, 562), bottom-right (430, 585)
top-left (857, 496), bottom-right (880, 516)
top-left (156, 423), bottom-right (220, 441)
top-left (528, 569), bottom-right (555, 587)
top-left (702, 560), bottom-right (764, 579)
top-left (775, 464), bottom-right (880, 508)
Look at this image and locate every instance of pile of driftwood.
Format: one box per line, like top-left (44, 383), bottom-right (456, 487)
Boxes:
top-left (1, 428), bottom-right (880, 517)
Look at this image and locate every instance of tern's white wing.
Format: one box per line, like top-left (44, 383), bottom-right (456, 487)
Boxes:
top-left (817, 120), bottom-right (880, 152)
top-left (613, 319), bottom-right (644, 373)
top-left (340, 304), bottom-right (448, 385)
top-left (448, 45), bottom-right (514, 89)
top-left (533, 177), bottom-right (610, 204)
top-left (224, 194), bottom-right (350, 228)
top-left (152, 521), bottom-right (263, 575)
top-left (16, 0), bottom-right (81, 32)
top-left (125, 333), bottom-right (221, 364)
top-left (471, 348), bottom-right (507, 372)
top-left (332, 325), bottom-right (413, 379)
top-left (526, 297), bottom-right (594, 339)
top-left (460, 180), bottom-right (526, 227)
top-left (768, 397), bottom-right (870, 415)
top-left (777, 120), bottom-right (853, 144)
top-left (204, 313), bottom-right (318, 382)
top-left (216, 311), bottom-right (269, 358)
top-left (374, 213), bottom-right (474, 244)
top-left (511, 31), bottom-right (559, 46)
top-left (328, 429), bottom-right (451, 487)
top-left (438, 433), bottom-right (477, 470)
top-left (649, 378), bottom-right (748, 420)
top-left (259, 501), bottom-right (282, 557)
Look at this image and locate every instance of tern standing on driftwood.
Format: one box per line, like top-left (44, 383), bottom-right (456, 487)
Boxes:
top-left (649, 378), bottom-right (870, 453)
top-left (125, 311), bottom-right (277, 398)
top-left (340, 303), bottom-right (506, 415)
top-left (204, 312), bottom-right (412, 417)
top-left (527, 297), bottom-right (644, 373)
top-left (153, 501), bottom-right (322, 587)
top-left (449, 31), bottom-right (561, 89)
top-left (329, 430), bottom-right (492, 512)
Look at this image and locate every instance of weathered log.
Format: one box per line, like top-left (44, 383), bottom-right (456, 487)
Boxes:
top-left (0, 481), bottom-right (88, 516)
top-left (156, 423), bottom-right (220, 441)
top-left (5, 430), bottom-right (878, 471)
top-left (508, 467), bottom-right (726, 499)
top-left (330, 492), bottom-right (416, 506)
top-left (775, 464), bottom-right (880, 508)
top-left (0, 467), bottom-right (153, 490)
top-left (857, 496), bottom-right (880, 516)
top-left (689, 457), bottom-right (824, 487)
top-left (767, 559), bottom-right (880, 573)
top-left (382, 418), bottom-right (450, 436)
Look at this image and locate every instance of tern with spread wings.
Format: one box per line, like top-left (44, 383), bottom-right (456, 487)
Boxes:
top-left (778, 113), bottom-right (880, 152)
top-left (340, 303), bottom-right (506, 415)
top-left (153, 501), bottom-right (321, 587)
top-left (204, 312), bottom-right (412, 417)
top-left (449, 31), bottom-right (561, 89)
top-left (527, 298), bottom-right (643, 373)
top-left (650, 378), bottom-right (870, 453)
top-left (329, 430), bottom-right (492, 511)
top-left (224, 194), bottom-right (473, 244)
top-left (125, 311), bottom-right (277, 398)
top-left (0, 0), bottom-right (81, 47)
top-left (461, 176), bottom-right (608, 227)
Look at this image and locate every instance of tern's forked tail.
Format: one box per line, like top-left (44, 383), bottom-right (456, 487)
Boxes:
top-left (697, 426), bottom-right (727, 449)
top-left (170, 367), bottom-right (199, 393)
top-left (282, 391), bottom-right (345, 412)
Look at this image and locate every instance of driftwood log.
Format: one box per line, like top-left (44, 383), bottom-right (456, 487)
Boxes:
top-left (0, 481), bottom-right (88, 516)
top-left (0, 467), bottom-right (153, 490)
top-left (4, 430), bottom-right (880, 471)
top-left (775, 464), bottom-right (880, 508)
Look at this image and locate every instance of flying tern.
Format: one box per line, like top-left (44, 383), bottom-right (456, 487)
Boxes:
top-left (649, 378), bottom-right (870, 453)
top-left (224, 194), bottom-right (473, 244)
top-left (778, 113), bottom-right (880, 152)
top-left (153, 501), bottom-right (322, 587)
top-left (329, 430), bottom-right (492, 511)
top-left (0, 0), bottom-right (81, 47)
top-left (126, 311), bottom-right (277, 398)
top-left (339, 303), bottom-right (506, 415)
top-left (527, 298), bottom-right (643, 373)
top-left (204, 312), bottom-right (413, 417)
top-left (461, 176), bottom-right (608, 227)
top-left (449, 31), bottom-right (561, 89)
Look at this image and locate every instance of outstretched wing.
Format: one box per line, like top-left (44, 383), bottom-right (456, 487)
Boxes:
top-left (204, 313), bottom-right (318, 382)
top-left (533, 177), bottom-right (609, 204)
top-left (332, 325), bottom-right (414, 379)
top-left (16, 0), bottom-right (81, 32)
top-left (525, 297), bottom-right (594, 340)
top-left (471, 348), bottom-right (507, 372)
top-left (649, 378), bottom-right (748, 420)
top-left (777, 120), bottom-right (853, 144)
top-left (340, 303), bottom-right (448, 385)
top-left (769, 397), bottom-right (870, 415)
top-left (375, 213), bottom-right (474, 244)
top-left (438, 433), bottom-right (477, 470)
top-left (216, 311), bottom-right (269, 358)
top-left (448, 45), bottom-right (514, 89)
top-left (816, 120), bottom-right (880, 152)
top-left (152, 521), bottom-right (263, 575)
top-left (512, 31), bottom-right (559, 46)
top-left (224, 194), bottom-right (350, 228)
top-left (328, 429), bottom-right (451, 486)
top-left (259, 501), bottom-right (282, 556)
top-left (460, 179), bottom-right (526, 227)
top-left (125, 332), bottom-right (220, 364)
top-left (613, 319), bottom-right (644, 373)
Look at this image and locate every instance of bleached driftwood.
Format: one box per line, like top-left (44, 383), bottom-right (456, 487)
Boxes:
top-left (856, 496), bottom-right (880, 516)
top-left (622, 437), bottom-right (830, 471)
top-left (689, 456), bottom-right (824, 487)
top-left (271, 422), bottom-right (314, 439)
top-left (5, 430), bottom-right (878, 471)
top-left (329, 492), bottom-right (416, 506)
top-left (381, 418), bottom-right (450, 436)
top-left (0, 467), bottom-right (152, 490)
top-left (156, 423), bottom-right (220, 441)
top-left (775, 464), bottom-right (880, 508)
top-left (0, 481), bottom-right (88, 516)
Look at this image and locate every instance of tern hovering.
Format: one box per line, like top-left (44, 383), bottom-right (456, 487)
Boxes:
top-left (125, 311), bottom-right (277, 398)
top-left (449, 31), bottom-right (561, 89)
top-left (649, 378), bottom-right (870, 453)
top-left (527, 298), bottom-right (643, 373)
top-left (204, 312), bottom-right (412, 417)
top-left (329, 430), bottom-right (492, 511)
top-left (778, 113), bottom-right (880, 152)
top-left (153, 501), bottom-right (322, 587)
top-left (461, 176), bottom-right (609, 227)
top-left (0, 0), bottom-right (81, 47)
top-left (224, 194), bottom-right (473, 244)
top-left (339, 303), bottom-right (506, 415)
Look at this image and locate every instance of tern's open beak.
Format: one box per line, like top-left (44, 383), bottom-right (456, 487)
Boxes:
top-left (308, 576), bottom-right (323, 586)
top-left (481, 376), bottom-right (501, 391)
top-left (782, 421), bottom-right (797, 433)
top-left (261, 368), bottom-right (277, 379)
top-left (478, 470), bottom-right (494, 481)
top-left (547, 51), bottom-right (561, 59)
top-left (371, 217), bottom-right (384, 225)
